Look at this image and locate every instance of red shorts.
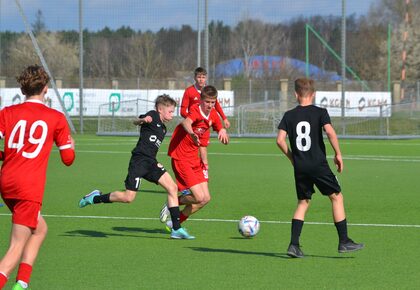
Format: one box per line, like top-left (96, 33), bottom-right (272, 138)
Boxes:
top-left (171, 158), bottom-right (206, 191)
top-left (3, 199), bottom-right (41, 229)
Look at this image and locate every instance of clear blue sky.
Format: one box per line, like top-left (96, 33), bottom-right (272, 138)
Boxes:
top-left (1, 0), bottom-right (378, 32)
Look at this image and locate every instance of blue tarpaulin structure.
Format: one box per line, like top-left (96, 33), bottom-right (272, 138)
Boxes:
top-left (215, 55), bottom-right (341, 81)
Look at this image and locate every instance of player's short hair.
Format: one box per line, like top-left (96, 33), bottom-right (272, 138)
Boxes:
top-left (201, 85), bottom-right (218, 100)
top-left (155, 94), bottom-right (177, 110)
top-left (295, 78), bottom-right (315, 97)
top-left (194, 67), bottom-right (207, 76)
top-left (16, 64), bottom-right (50, 96)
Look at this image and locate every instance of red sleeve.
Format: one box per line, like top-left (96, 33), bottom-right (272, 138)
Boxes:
top-left (187, 105), bottom-right (200, 123)
top-left (0, 108), bottom-right (6, 138)
top-left (55, 114), bottom-right (75, 166)
top-left (60, 149), bottom-right (75, 166)
top-left (180, 88), bottom-right (190, 118)
top-left (211, 110), bottom-right (223, 132)
top-left (215, 100), bottom-right (227, 120)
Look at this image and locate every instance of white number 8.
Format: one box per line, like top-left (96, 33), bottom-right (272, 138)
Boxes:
top-left (8, 120), bottom-right (48, 159)
top-left (296, 121), bottom-right (311, 151)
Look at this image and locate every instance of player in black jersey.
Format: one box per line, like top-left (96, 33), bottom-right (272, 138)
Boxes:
top-left (78, 94), bottom-right (194, 239)
top-left (277, 78), bottom-right (363, 258)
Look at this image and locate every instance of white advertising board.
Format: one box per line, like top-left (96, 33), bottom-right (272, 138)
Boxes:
top-left (0, 88), bottom-right (234, 117)
top-left (315, 91), bottom-right (391, 117)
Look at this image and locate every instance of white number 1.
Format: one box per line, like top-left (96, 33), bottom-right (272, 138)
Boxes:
top-left (8, 120), bottom-right (48, 159)
top-left (135, 177), bottom-right (141, 189)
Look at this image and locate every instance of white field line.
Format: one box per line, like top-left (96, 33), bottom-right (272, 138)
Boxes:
top-left (75, 150), bottom-right (420, 162)
top-left (0, 213), bottom-right (419, 228)
top-left (78, 140), bottom-right (420, 147)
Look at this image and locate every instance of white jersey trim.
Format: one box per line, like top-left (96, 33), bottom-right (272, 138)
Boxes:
top-left (194, 84), bottom-right (202, 95)
top-left (199, 106), bottom-right (211, 120)
top-left (25, 99), bottom-right (46, 105)
top-left (59, 144), bottom-right (72, 150)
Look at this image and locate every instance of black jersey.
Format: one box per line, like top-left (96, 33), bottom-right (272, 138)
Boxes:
top-left (278, 105), bottom-right (331, 173)
top-left (131, 110), bottom-right (166, 158)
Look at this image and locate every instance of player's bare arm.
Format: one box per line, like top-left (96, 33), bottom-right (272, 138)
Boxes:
top-left (276, 129), bottom-right (293, 165)
top-left (324, 124), bottom-right (343, 173)
top-left (218, 128), bottom-right (229, 145)
top-left (181, 117), bottom-right (200, 146)
top-left (223, 118), bottom-right (231, 129)
top-left (133, 115), bottom-right (152, 126)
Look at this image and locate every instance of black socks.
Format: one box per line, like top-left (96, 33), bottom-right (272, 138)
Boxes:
top-left (93, 193), bottom-right (112, 204)
top-left (169, 206), bottom-right (181, 230)
top-left (335, 219), bottom-right (349, 243)
top-left (290, 219), bottom-right (304, 246)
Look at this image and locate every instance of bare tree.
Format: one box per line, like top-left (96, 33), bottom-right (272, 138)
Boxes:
top-left (127, 32), bottom-right (163, 79)
top-left (85, 37), bottom-right (111, 79)
top-left (232, 19), bottom-right (265, 78)
top-left (7, 32), bottom-right (78, 79)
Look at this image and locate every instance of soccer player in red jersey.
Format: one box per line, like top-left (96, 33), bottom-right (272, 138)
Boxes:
top-left (181, 67), bottom-right (230, 128)
top-left (163, 85), bottom-right (229, 229)
top-left (0, 65), bottom-right (75, 289)
top-left (180, 67), bottom-right (230, 183)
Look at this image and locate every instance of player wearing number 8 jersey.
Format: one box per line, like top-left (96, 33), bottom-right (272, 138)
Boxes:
top-left (0, 65), bottom-right (75, 289)
top-left (277, 78), bottom-right (363, 258)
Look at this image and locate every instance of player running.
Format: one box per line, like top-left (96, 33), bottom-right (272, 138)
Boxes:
top-left (78, 94), bottom-right (194, 240)
top-left (276, 77), bottom-right (364, 258)
top-left (161, 85), bottom-right (229, 231)
top-left (0, 65), bottom-right (75, 289)
top-left (180, 67), bottom-right (230, 190)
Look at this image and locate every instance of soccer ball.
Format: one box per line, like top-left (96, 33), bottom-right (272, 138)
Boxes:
top-left (238, 215), bottom-right (260, 238)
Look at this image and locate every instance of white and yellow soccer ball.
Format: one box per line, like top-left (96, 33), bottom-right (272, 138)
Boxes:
top-left (238, 215), bottom-right (260, 238)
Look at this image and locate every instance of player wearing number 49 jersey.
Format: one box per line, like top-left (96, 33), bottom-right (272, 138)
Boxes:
top-left (277, 78), bottom-right (363, 258)
top-left (0, 65), bottom-right (75, 289)
top-left (0, 101), bottom-right (74, 203)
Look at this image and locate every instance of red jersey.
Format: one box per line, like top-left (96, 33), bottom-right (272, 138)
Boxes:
top-left (168, 104), bottom-right (223, 161)
top-left (0, 100), bottom-right (75, 203)
top-left (180, 85), bottom-right (227, 120)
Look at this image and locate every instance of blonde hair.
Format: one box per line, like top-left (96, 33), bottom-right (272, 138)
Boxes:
top-left (155, 94), bottom-right (177, 110)
top-left (294, 78), bottom-right (315, 97)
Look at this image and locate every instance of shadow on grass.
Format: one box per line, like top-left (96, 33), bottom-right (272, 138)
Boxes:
top-left (188, 247), bottom-right (355, 259)
top-left (62, 226), bottom-right (168, 239)
top-left (62, 230), bottom-right (134, 238)
top-left (112, 226), bottom-right (166, 234)
top-left (140, 189), bottom-right (167, 194)
top-left (188, 247), bottom-right (287, 259)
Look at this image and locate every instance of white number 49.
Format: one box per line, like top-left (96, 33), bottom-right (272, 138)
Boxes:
top-left (8, 120), bottom-right (48, 159)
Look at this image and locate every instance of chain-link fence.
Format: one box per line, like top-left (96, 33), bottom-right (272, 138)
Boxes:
top-left (1, 0), bottom-right (420, 136)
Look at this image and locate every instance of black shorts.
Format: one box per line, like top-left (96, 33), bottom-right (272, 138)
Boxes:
top-left (294, 165), bottom-right (341, 200)
top-left (124, 155), bottom-right (167, 191)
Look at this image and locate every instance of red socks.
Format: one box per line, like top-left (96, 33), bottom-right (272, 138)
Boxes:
top-left (180, 212), bottom-right (189, 223)
top-left (0, 272), bottom-right (7, 288)
top-left (16, 263), bottom-right (32, 285)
